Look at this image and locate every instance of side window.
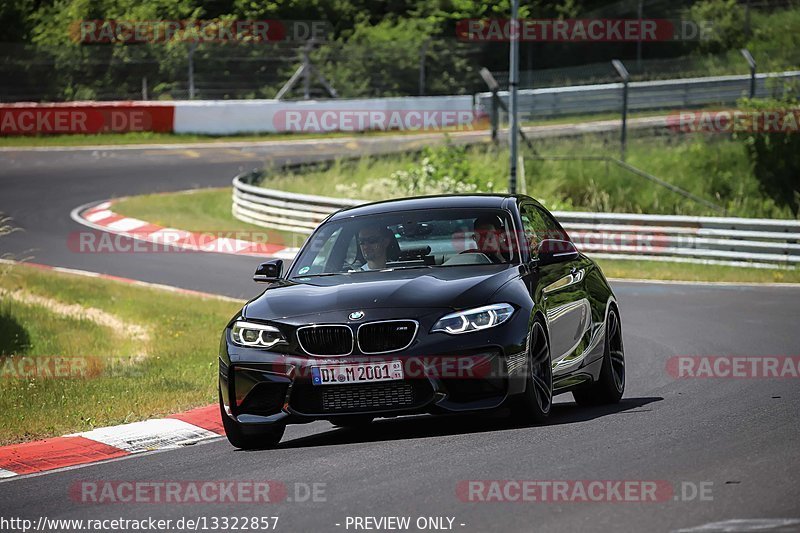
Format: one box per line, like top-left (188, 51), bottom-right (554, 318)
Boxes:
top-left (534, 206), bottom-right (570, 242)
top-left (519, 204), bottom-right (549, 256)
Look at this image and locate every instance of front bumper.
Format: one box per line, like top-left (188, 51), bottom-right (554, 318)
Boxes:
top-left (219, 312), bottom-right (530, 427)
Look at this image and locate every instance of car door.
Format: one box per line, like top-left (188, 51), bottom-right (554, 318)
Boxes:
top-left (519, 203), bottom-right (591, 367)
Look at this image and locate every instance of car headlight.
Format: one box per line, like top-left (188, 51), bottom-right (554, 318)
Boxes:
top-left (431, 303), bottom-right (515, 334)
top-left (231, 320), bottom-right (286, 348)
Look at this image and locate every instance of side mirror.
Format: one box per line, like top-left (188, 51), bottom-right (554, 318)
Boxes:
top-left (536, 239), bottom-right (579, 266)
top-left (254, 259), bottom-right (283, 282)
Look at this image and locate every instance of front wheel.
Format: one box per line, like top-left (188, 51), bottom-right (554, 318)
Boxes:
top-left (512, 320), bottom-right (552, 423)
top-left (219, 390), bottom-right (285, 449)
top-left (573, 306), bottom-right (625, 406)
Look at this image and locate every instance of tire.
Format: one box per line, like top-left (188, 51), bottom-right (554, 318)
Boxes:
top-left (512, 320), bottom-right (552, 423)
top-left (573, 306), bottom-right (625, 406)
top-left (219, 390), bottom-right (285, 449)
top-left (330, 416), bottom-right (374, 428)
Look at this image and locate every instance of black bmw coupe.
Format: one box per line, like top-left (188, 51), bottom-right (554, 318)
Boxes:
top-left (219, 194), bottom-right (625, 449)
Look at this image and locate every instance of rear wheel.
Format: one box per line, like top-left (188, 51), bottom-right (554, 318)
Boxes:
top-left (219, 390), bottom-right (285, 449)
top-left (573, 307), bottom-right (625, 406)
top-left (512, 320), bottom-right (552, 423)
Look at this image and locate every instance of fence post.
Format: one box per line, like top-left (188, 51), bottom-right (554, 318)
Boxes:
top-left (141, 76), bottom-right (148, 100)
top-left (491, 92), bottom-right (499, 143)
top-left (636, 0), bottom-right (643, 69)
top-left (302, 42), bottom-right (311, 100)
top-left (187, 43), bottom-right (197, 99)
top-left (419, 39), bottom-right (429, 96)
top-left (741, 49), bottom-right (756, 98)
top-left (479, 68), bottom-right (501, 144)
top-left (612, 59), bottom-right (630, 162)
top-left (508, 0), bottom-right (520, 194)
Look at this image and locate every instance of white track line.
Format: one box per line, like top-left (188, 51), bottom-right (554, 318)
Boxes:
top-left (69, 419), bottom-right (219, 454)
top-left (0, 258), bottom-right (244, 303)
top-left (608, 278), bottom-right (800, 288)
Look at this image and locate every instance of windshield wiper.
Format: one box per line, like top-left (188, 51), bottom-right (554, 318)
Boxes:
top-left (291, 272), bottom-right (346, 278)
top-left (382, 265), bottom-right (435, 271)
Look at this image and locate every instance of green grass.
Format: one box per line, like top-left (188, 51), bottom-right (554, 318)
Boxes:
top-left (597, 259), bottom-right (799, 284)
top-left (112, 189), bottom-right (307, 249)
top-left (0, 263), bottom-right (242, 445)
top-left (258, 134), bottom-right (798, 219)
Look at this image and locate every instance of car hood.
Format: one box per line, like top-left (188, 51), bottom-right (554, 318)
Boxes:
top-left (243, 265), bottom-right (522, 320)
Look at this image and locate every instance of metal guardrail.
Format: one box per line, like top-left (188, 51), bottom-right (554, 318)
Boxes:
top-left (233, 171), bottom-right (800, 268)
top-left (477, 71), bottom-right (800, 118)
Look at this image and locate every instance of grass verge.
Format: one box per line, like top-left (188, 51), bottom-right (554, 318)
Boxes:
top-left (111, 189), bottom-right (307, 250)
top-left (258, 134), bottom-right (798, 219)
top-left (0, 262), bottom-right (242, 445)
top-left (597, 259), bottom-right (799, 284)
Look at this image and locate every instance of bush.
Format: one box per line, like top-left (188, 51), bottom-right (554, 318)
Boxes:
top-left (335, 142), bottom-right (494, 198)
top-left (690, 0), bottom-right (747, 55)
top-left (736, 97), bottom-right (800, 216)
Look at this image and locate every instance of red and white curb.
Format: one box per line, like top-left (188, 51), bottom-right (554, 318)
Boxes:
top-left (70, 199), bottom-right (299, 261)
top-left (0, 405), bottom-right (224, 480)
top-left (0, 260), bottom-right (244, 480)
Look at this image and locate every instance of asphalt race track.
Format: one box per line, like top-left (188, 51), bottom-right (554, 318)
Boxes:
top-left (1, 141), bottom-right (799, 532)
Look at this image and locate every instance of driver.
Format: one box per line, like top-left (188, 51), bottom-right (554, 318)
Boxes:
top-left (358, 225), bottom-right (394, 270)
top-left (472, 214), bottom-right (508, 263)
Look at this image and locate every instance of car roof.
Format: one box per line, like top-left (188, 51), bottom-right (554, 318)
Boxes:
top-left (328, 194), bottom-right (534, 220)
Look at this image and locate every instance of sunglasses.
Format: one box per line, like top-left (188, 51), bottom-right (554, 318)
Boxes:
top-left (358, 236), bottom-right (383, 246)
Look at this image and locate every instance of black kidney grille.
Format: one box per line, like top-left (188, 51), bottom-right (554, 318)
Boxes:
top-left (358, 321), bottom-right (417, 353)
top-left (297, 326), bottom-right (352, 356)
top-left (321, 382), bottom-right (414, 412)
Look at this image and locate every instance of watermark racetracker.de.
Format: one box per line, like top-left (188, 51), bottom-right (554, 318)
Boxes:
top-left (67, 230), bottom-right (301, 254)
top-left (456, 18), bottom-right (716, 42)
top-left (1, 355), bottom-right (145, 380)
top-left (69, 480), bottom-right (326, 504)
top-left (72, 19), bottom-right (331, 44)
top-left (667, 356), bottom-right (800, 379)
top-left (456, 480), bottom-right (713, 503)
top-left (667, 110), bottom-right (800, 134)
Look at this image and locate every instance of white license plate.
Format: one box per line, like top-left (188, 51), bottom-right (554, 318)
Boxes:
top-left (311, 361), bottom-right (404, 386)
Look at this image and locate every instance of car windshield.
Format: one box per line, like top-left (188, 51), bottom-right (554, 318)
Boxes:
top-left (289, 208), bottom-right (518, 277)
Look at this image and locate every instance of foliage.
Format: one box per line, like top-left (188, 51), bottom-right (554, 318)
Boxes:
top-left (336, 141), bottom-right (493, 198)
top-left (735, 96), bottom-right (800, 216)
top-left (6, 1), bottom-right (800, 101)
top-left (689, 0), bottom-right (746, 55)
top-left (259, 131), bottom-right (798, 219)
